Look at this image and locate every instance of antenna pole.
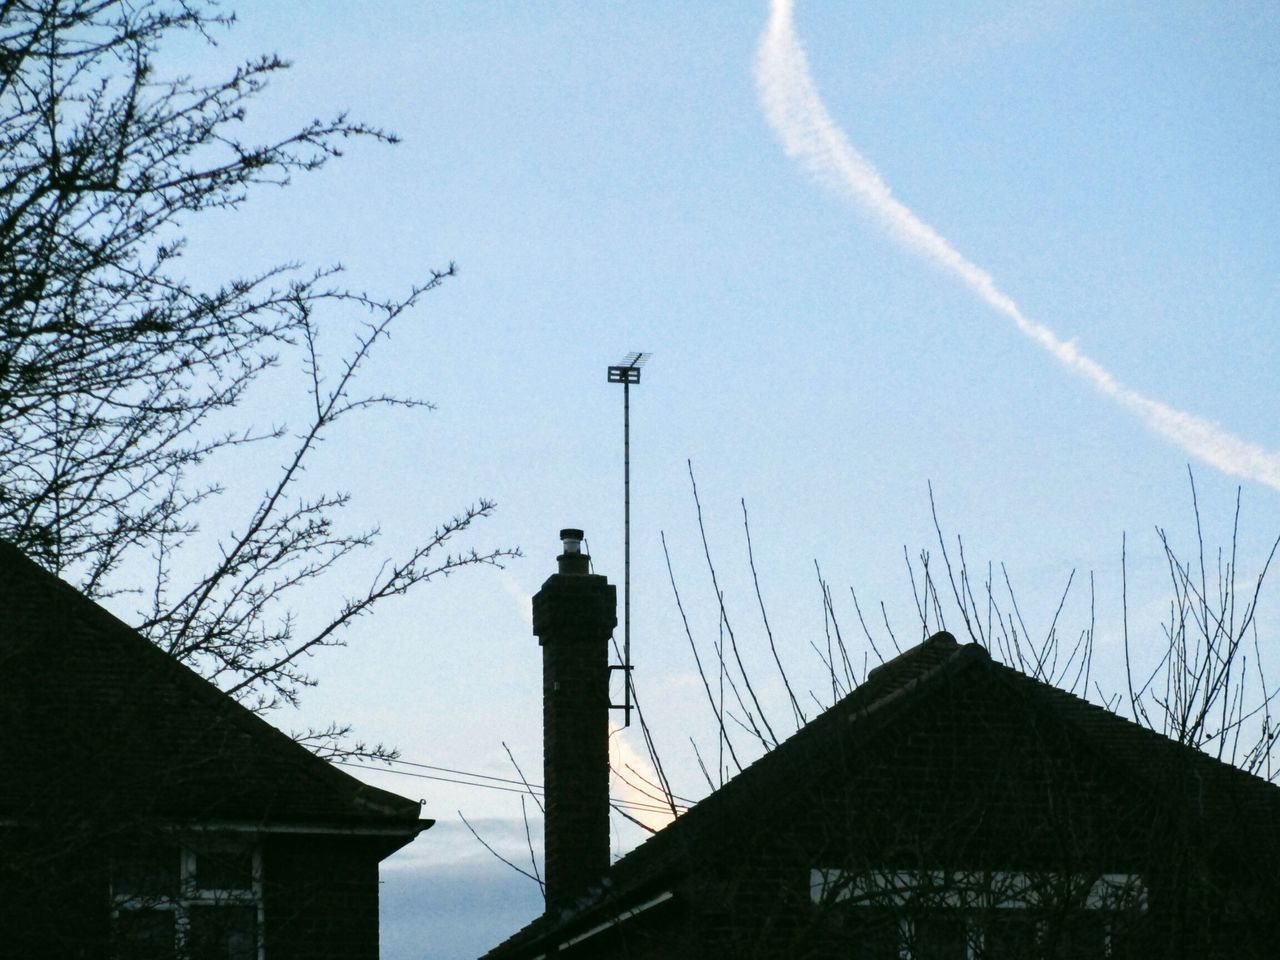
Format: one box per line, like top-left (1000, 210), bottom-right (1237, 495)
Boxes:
top-left (607, 352), bottom-right (649, 728)
top-left (623, 375), bottom-right (632, 727)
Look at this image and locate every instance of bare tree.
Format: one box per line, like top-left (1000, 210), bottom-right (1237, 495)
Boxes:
top-left (666, 467), bottom-right (1278, 788)
top-left (617, 467), bottom-right (1279, 958)
top-left (0, 0), bottom-right (517, 731)
top-left (1122, 472), bottom-right (1280, 778)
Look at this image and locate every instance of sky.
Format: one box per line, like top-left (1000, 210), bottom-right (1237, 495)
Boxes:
top-left (125, 2), bottom-right (1280, 957)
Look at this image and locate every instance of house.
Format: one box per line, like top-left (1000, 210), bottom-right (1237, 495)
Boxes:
top-left (0, 539), bottom-right (432, 960)
top-left (480, 531), bottom-right (1280, 960)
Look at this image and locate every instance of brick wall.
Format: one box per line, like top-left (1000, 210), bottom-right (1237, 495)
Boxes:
top-left (0, 830), bottom-right (111, 960)
top-left (532, 568), bottom-right (617, 908)
top-left (0, 829), bottom-right (390, 960)
top-left (263, 835), bottom-right (384, 960)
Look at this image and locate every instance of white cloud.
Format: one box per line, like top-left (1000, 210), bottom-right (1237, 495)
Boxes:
top-left (755, 0), bottom-right (1280, 491)
top-left (610, 721), bottom-right (679, 833)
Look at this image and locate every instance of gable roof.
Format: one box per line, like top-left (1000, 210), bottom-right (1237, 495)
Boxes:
top-left (482, 631), bottom-right (1280, 957)
top-left (0, 538), bottom-right (429, 841)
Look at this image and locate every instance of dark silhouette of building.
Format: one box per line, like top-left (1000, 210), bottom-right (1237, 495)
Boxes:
top-left (480, 533), bottom-right (1280, 960)
top-left (0, 539), bottom-right (431, 959)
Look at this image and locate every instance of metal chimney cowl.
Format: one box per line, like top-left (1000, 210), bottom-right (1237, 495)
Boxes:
top-left (532, 529), bottom-right (617, 908)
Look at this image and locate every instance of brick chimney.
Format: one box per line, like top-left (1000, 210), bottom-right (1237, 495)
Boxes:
top-left (532, 528), bottom-right (616, 907)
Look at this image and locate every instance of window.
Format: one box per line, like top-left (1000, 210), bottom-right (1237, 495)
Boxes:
top-left (811, 869), bottom-right (1146, 960)
top-left (908, 913), bottom-right (970, 960)
top-left (112, 839), bottom-right (262, 960)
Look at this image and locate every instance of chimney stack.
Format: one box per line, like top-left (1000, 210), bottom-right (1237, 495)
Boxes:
top-left (533, 528), bottom-right (616, 907)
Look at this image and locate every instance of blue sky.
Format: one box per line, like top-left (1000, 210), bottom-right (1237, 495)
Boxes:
top-left (143, 3), bottom-right (1280, 957)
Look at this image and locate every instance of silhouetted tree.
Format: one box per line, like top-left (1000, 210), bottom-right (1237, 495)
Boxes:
top-left (664, 467), bottom-right (1279, 789)
top-left (0, 0), bottom-right (517, 730)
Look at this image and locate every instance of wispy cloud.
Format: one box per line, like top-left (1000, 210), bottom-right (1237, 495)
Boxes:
top-left (501, 572), bottom-right (534, 625)
top-left (755, 0), bottom-right (1280, 491)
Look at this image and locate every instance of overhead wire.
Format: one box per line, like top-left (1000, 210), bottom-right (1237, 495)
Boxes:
top-left (335, 759), bottom-right (686, 817)
top-left (346, 534), bottom-right (690, 825)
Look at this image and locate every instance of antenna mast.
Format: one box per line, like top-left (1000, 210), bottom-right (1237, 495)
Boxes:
top-left (607, 351), bottom-right (650, 727)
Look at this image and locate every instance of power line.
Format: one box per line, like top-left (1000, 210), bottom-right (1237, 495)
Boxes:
top-left (387, 757), bottom-right (545, 790)
top-left (335, 760), bottom-right (687, 817)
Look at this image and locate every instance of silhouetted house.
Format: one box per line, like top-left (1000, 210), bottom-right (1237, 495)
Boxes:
top-left (0, 540), bottom-right (431, 960)
top-left (480, 531), bottom-right (1280, 960)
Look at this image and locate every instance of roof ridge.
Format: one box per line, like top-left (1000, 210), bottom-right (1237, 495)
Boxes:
top-left (479, 632), bottom-right (985, 957)
top-left (0, 537), bottom-right (419, 823)
top-left (577, 635), bottom-right (979, 887)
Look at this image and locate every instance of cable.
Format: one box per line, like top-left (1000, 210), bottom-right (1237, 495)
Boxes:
top-left (385, 757), bottom-right (545, 791)
top-left (335, 761), bottom-right (685, 817)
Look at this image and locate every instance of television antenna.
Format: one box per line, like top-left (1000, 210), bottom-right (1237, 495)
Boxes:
top-left (607, 351), bottom-right (650, 727)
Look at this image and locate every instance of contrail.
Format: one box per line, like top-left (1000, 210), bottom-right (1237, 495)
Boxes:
top-left (755, 0), bottom-right (1280, 491)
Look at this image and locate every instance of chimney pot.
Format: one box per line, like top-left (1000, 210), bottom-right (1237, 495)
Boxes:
top-left (557, 527), bottom-right (589, 575)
